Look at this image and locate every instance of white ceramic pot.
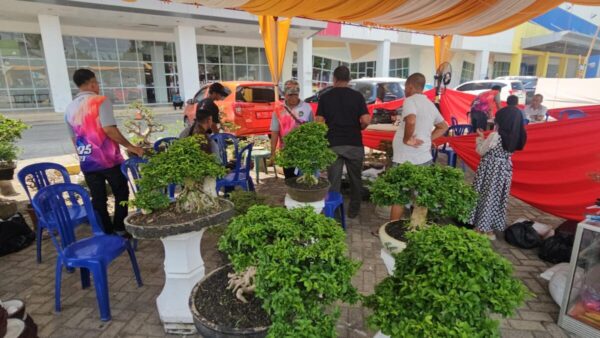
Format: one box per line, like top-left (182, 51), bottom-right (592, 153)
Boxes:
top-left (378, 222), bottom-right (407, 254)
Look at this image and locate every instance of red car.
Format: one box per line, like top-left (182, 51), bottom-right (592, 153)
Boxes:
top-left (184, 81), bottom-right (281, 136)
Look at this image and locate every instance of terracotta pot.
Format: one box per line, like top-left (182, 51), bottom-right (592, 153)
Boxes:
top-left (284, 177), bottom-right (330, 203)
top-left (189, 265), bottom-right (269, 338)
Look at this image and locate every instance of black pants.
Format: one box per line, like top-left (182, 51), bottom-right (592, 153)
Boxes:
top-left (471, 110), bottom-right (489, 131)
top-left (283, 167), bottom-right (298, 179)
top-left (327, 145), bottom-right (365, 213)
top-left (83, 165), bottom-right (130, 234)
top-left (173, 101), bottom-right (183, 109)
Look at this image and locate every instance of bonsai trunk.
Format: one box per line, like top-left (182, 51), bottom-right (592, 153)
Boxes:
top-left (296, 173), bottom-right (318, 186)
top-left (408, 205), bottom-right (428, 231)
top-left (176, 177), bottom-right (219, 214)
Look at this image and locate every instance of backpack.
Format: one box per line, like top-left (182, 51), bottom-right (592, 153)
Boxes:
top-left (0, 213), bottom-right (35, 257)
top-left (538, 232), bottom-right (575, 264)
top-left (504, 220), bottom-right (542, 249)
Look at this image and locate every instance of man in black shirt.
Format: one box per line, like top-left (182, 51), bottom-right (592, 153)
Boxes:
top-left (316, 66), bottom-right (371, 218)
top-left (198, 82), bottom-right (228, 132)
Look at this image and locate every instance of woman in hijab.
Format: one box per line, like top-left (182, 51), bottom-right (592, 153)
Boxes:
top-left (469, 95), bottom-right (527, 239)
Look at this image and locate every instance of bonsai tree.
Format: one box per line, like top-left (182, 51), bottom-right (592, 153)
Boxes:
top-left (370, 163), bottom-right (477, 230)
top-left (124, 101), bottom-right (165, 148)
top-left (219, 205), bottom-right (360, 337)
top-left (365, 225), bottom-right (529, 338)
top-left (275, 122), bottom-right (336, 186)
top-left (0, 114), bottom-right (28, 168)
top-left (130, 135), bottom-right (226, 214)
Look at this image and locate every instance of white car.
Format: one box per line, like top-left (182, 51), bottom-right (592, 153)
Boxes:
top-left (454, 79), bottom-right (526, 104)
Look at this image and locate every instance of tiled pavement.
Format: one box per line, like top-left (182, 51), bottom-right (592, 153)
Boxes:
top-left (0, 167), bottom-right (576, 338)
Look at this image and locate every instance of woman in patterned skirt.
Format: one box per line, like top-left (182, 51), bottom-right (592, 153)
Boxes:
top-left (469, 95), bottom-right (527, 239)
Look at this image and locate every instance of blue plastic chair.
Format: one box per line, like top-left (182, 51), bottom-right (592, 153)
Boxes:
top-left (153, 137), bottom-right (178, 153)
top-left (433, 124), bottom-right (473, 168)
top-left (323, 191), bottom-right (346, 230)
top-left (32, 183), bottom-right (142, 321)
top-left (523, 118), bottom-right (530, 125)
top-left (558, 109), bottom-right (586, 120)
top-left (216, 143), bottom-right (255, 193)
top-left (17, 162), bottom-right (88, 263)
top-left (120, 157), bottom-right (148, 197)
top-left (209, 133), bottom-right (239, 166)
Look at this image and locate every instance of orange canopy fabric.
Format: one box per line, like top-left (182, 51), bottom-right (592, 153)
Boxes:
top-left (172, 0), bottom-right (600, 36)
top-left (258, 15), bottom-right (291, 87)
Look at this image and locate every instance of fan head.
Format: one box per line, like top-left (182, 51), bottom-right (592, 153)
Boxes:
top-left (435, 62), bottom-right (452, 87)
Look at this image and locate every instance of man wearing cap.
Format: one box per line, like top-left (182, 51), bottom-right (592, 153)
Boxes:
top-left (270, 80), bottom-right (314, 178)
top-left (198, 82), bottom-right (228, 133)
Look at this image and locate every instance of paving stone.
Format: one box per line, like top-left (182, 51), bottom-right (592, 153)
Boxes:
top-left (501, 329), bottom-right (536, 338)
top-left (519, 310), bottom-right (554, 322)
top-left (509, 319), bottom-right (547, 331)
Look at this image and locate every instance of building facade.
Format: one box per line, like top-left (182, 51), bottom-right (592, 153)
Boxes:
top-left (2, 0), bottom-right (597, 113)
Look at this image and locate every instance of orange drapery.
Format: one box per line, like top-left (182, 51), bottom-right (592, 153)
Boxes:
top-left (258, 15), bottom-right (291, 88)
top-left (433, 35), bottom-right (453, 68)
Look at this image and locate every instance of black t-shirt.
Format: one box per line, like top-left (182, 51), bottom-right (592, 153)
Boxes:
top-left (198, 98), bottom-right (220, 124)
top-left (316, 87), bottom-right (369, 147)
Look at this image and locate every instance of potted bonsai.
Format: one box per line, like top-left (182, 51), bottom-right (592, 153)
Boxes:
top-left (275, 122), bottom-right (336, 205)
top-left (189, 205), bottom-right (360, 337)
top-left (0, 114), bottom-right (28, 181)
top-left (370, 163), bottom-right (476, 272)
top-left (124, 101), bottom-right (165, 156)
top-left (124, 135), bottom-right (234, 334)
top-left (365, 225), bottom-right (530, 338)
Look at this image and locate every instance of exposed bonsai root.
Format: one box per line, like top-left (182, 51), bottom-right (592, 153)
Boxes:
top-left (226, 266), bottom-right (256, 303)
top-left (296, 174), bottom-right (318, 186)
top-left (176, 187), bottom-right (220, 214)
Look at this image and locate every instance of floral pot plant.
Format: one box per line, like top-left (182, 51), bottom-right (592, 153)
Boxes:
top-left (189, 205), bottom-right (360, 338)
top-left (275, 122), bottom-right (336, 203)
top-left (370, 163), bottom-right (477, 254)
top-left (0, 114), bottom-right (28, 180)
top-left (365, 225), bottom-right (530, 338)
top-left (124, 101), bottom-right (165, 157)
top-left (124, 135), bottom-right (232, 236)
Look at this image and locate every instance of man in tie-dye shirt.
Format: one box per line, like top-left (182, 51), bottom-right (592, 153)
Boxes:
top-left (65, 69), bottom-right (143, 235)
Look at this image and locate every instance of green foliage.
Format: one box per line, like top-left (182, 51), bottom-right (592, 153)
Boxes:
top-left (228, 190), bottom-right (268, 215)
top-left (370, 163), bottom-right (477, 224)
top-left (130, 135), bottom-right (226, 213)
top-left (365, 226), bottom-right (529, 338)
top-left (219, 205), bottom-right (360, 338)
top-left (275, 122), bottom-right (336, 186)
top-left (0, 114), bottom-right (29, 164)
top-left (124, 101), bottom-right (165, 147)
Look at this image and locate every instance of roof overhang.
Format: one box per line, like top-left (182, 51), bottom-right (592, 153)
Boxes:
top-left (521, 31), bottom-right (600, 55)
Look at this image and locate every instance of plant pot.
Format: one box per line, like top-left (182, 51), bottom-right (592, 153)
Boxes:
top-left (379, 221), bottom-right (408, 255)
top-left (284, 177), bottom-right (330, 203)
top-left (189, 265), bottom-right (270, 338)
top-left (0, 163), bottom-right (16, 181)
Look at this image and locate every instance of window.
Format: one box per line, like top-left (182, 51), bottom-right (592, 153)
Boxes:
top-left (0, 32), bottom-right (52, 110)
top-left (511, 82), bottom-right (523, 90)
top-left (389, 58), bottom-right (409, 78)
top-left (460, 61), bottom-right (475, 84)
top-left (197, 45), bottom-right (270, 83)
top-left (350, 61), bottom-right (376, 79)
top-left (236, 86), bottom-right (274, 103)
top-left (492, 62), bottom-right (510, 78)
top-left (456, 83), bottom-right (475, 91)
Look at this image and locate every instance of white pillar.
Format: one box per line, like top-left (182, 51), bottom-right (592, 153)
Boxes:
top-left (151, 45), bottom-right (168, 103)
top-left (38, 15), bottom-right (71, 113)
top-left (474, 50), bottom-right (490, 80)
top-left (174, 26), bottom-right (199, 101)
top-left (376, 39), bottom-right (391, 77)
top-left (297, 37), bottom-right (313, 100)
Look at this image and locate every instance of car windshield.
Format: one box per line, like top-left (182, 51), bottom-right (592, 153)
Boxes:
top-left (350, 82), bottom-right (404, 103)
top-left (235, 86), bottom-right (275, 103)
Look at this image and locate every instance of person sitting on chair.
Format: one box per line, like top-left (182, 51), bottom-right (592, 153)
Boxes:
top-left (524, 94), bottom-right (547, 123)
top-left (172, 92), bottom-right (183, 110)
top-left (179, 108), bottom-right (214, 155)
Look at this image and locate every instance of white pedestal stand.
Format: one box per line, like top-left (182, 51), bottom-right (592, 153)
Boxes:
top-left (374, 331), bottom-right (390, 338)
top-left (156, 228), bottom-right (206, 334)
top-left (284, 193), bottom-right (325, 213)
top-left (380, 249), bottom-right (395, 276)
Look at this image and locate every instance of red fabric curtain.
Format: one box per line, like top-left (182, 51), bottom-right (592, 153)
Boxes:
top-left (547, 105), bottom-right (600, 119)
top-left (434, 116), bottom-right (600, 221)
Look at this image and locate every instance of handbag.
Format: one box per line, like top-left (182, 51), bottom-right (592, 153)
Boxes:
top-left (0, 213), bottom-right (35, 257)
top-left (504, 220), bottom-right (542, 249)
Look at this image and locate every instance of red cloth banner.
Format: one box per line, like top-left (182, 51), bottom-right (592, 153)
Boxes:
top-left (547, 105), bottom-right (600, 119)
top-left (435, 116), bottom-right (600, 221)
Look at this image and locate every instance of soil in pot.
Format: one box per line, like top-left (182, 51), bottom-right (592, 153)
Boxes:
top-left (385, 220), bottom-right (410, 242)
top-left (194, 265), bottom-right (270, 329)
top-left (285, 177), bottom-right (329, 190)
top-left (127, 199), bottom-right (230, 226)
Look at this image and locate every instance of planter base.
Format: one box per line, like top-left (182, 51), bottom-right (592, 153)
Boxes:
top-left (156, 229), bottom-right (206, 334)
top-left (374, 330), bottom-right (390, 338)
top-left (380, 249), bottom-right (395, 275)
top-left (284, 194), bottom-right (324, 213)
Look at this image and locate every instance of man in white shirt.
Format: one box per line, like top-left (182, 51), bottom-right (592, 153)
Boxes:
top-left (390, 72), bottom-right (448, 220)
top-left (523, 94), bottom-right (547, 122)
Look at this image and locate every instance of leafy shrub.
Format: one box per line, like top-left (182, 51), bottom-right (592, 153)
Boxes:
top-left (275, 122), bottom-right (336, 186)
top-left (130, 135), bottom-right (226, 213)
top-left (124, 101), bottom-right (165, 147)
top-left (219, 205), bottom-right (360, 337)
top-left (0, 114), bottom-right (28, 164)
top-left (365, 226), bottom-right (529, 338)
top-left (370, 163), bottom-right (477, 228)
top-left (228, 190), bottom-right (268, 215)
